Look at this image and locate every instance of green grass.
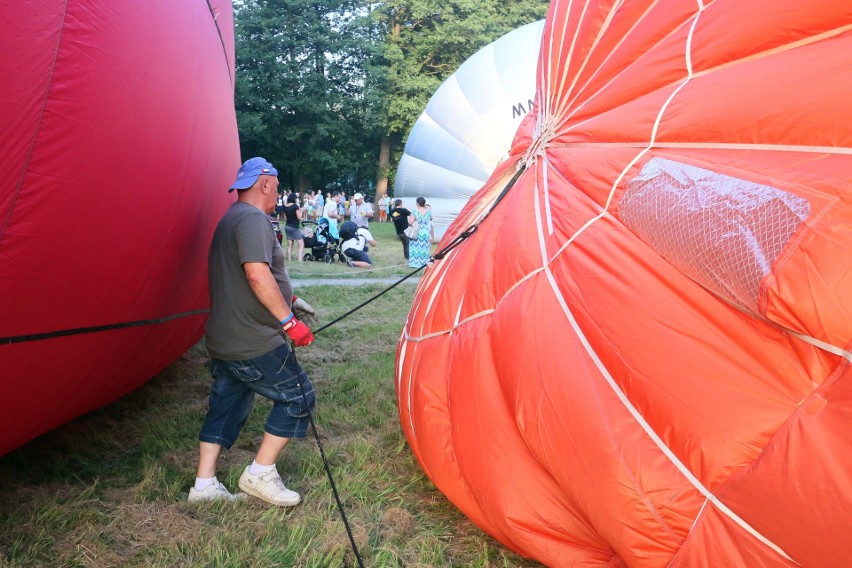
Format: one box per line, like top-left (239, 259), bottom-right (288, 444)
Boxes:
top-left (0, 226), bottom-right (541, 568)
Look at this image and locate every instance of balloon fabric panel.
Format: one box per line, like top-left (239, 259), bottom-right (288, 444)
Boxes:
top-left (395, 21), bottom-right (545, 237)
top-left (0, 1), bottom-right (239, 455)
top-left (397, 0), bottom-right (852, 566)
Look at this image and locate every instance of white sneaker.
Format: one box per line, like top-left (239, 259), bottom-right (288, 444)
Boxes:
top-left (188, 479), bottom-right (246, 502)
top-left (238, 467), bottom-right (301, 506)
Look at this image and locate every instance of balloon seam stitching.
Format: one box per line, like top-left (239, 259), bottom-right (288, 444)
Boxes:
top-left (542, 262), bottom-right (799, 564)
top-left (533, 4), bottom-right (800, 558)
top-left (0, 1), bottom-right (69, 245)
top-left (542, 160), bottom-right (554, 235)
top-left (786, 331), bottom-right (852, 363)
top-left (551, 0), bottom-right (623, 121)
top-left (403, 310), bottom-right (496, 344)
top-left (202, 0), bottom-right (233, 86)
top-left (548, 141), bottom-right (852, 155)
top-left (556, 1), bottom-right (695, 135)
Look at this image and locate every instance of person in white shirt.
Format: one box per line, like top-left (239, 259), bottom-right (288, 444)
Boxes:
top-left (315, 191), bottom-right (325, 221)
top-left (322, 191), bottom-right (341, 239)
top-left (349, 193), bottom-right (374, 228)
top-left (340, 222), bottom-right (377, 268)
top-left (377, 194), bottom-right (389, 223)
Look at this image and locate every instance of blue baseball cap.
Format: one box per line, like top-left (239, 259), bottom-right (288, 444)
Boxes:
top-left (228, 157), bottom-right (278, 192)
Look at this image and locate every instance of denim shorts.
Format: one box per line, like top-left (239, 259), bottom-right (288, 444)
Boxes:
top-left (344, 248), bottom-right (372, 264)
top-left (199, 343), bottom-right (316, 448)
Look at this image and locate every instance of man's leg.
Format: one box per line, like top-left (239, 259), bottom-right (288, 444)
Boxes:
top-left (189, 439), bottom-right (245, 502)
top-left (190, 366), bottom-right (254, 502)
top-left (197, 441), bottom-right (223, 478)
top-left (237, 344), bottom-right (312, 507)
top-left (399, 233), bottom-right (410, 259)
top-left (345, 248), bottom-right (372, 268)
top-left (255, 432), bottom-right (290, 465)
top-left (190, 360), bottom-right (256, 501)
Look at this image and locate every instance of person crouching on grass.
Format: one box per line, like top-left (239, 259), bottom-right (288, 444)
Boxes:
top-left (189, 156), bottom-right (318, 506)
top-left (340, 221), bottom-right (377, 268)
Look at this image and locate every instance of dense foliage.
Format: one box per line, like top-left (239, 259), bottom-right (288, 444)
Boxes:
top-left (234, 0), bottom-right (550, 194)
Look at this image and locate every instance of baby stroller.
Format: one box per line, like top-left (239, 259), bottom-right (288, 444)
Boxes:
top-left (301, 218), bottom-right (345, 263)
top-left (268, 215), bottom-right (283, 244)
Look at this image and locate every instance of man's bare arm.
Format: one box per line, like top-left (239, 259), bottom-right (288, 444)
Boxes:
top-left (244, 262), bottom-right (291, 322)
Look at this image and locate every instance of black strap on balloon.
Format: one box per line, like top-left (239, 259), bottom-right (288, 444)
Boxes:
top-left (0, 309), bottom-right (209, 345)
top-left (432, 164), bottom-right (526, 262)
top-left (203, 0), bottom-right (233, 85)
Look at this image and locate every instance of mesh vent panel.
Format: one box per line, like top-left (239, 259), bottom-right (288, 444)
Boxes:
top-left (619, 158), bottom-right (810, 312)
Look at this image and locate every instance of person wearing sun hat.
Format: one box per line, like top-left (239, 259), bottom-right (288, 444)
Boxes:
top-left (348, 192), bottom-right (373, 228)
top-left (189, 157), bottom-right (318, 507)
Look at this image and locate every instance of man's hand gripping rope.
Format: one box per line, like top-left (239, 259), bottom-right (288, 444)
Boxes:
top-left (281, 295), bottom-right (317, 347)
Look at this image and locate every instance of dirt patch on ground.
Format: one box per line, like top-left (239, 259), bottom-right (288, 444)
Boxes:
top-left (311, 517), bottom-right (370, 565)
top-left (163, 449), bottom-right (197, 473)
top-left (107, 501), bottom-right (207, 551)
top-left (380, 507), bottom-right (413, 540)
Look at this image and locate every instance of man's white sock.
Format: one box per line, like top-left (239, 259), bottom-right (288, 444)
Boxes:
top-left (194, 476), bottom-right (216, 491)
top-left (249, 460), bottom-right (276, 476)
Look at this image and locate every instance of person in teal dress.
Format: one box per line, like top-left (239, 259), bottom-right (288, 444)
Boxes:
top-left (408, 196), bottom-right (434, 268)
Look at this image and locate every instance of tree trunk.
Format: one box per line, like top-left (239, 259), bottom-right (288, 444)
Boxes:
top-left (376, 135), bottom-right (391, 198)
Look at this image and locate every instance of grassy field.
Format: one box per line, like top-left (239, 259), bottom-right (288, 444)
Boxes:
top-left (0, 222), bottom-right (541, 568)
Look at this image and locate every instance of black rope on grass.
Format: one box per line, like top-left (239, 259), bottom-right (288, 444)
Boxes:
top-left (311, 265), bottom-right (427, 335)
top-left (297, 378), bottom-right (366, 568)
top-left (298, 266), bottom-right (426, 568)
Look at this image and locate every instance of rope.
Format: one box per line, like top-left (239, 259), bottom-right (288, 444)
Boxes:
top-left (312, 267), bottom-right (426, 334)
top-left (294, 265), bottom-right (425, 568)
top-left (290, 263), bottom-right (426, 568)
top-left (297, 378), bottom-right (365, 568)
top-left (308, 164), bottom-right (528, 339)
top-left (433, 164), bottom-right (527, 261)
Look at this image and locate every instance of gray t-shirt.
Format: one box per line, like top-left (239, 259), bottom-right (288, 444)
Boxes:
top-left (206, 201), bottom-right (293, 360)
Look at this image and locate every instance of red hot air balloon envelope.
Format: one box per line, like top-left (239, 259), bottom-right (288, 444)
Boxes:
top-left (396, 1), bottom-right (852, 566)
top-left (0, 1), bottom-right (240, 456)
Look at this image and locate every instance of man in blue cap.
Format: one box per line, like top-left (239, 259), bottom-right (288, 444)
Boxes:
top-left (189, 157), bottom-right (317, 506)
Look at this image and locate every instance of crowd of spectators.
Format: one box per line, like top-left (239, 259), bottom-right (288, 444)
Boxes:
top-left (271, 190), bottom-right (433, 268)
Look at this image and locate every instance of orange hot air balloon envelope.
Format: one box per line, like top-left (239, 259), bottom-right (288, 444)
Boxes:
top-left (396, 1), bottom-right (852, 566)
top-left (0, 1), bottom-right (239, 455)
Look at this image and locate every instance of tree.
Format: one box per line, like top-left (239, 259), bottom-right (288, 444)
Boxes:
top-left (235, 0), bottom-right (381, 193)
top-left (232, 0), bottom-right (549, 195)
